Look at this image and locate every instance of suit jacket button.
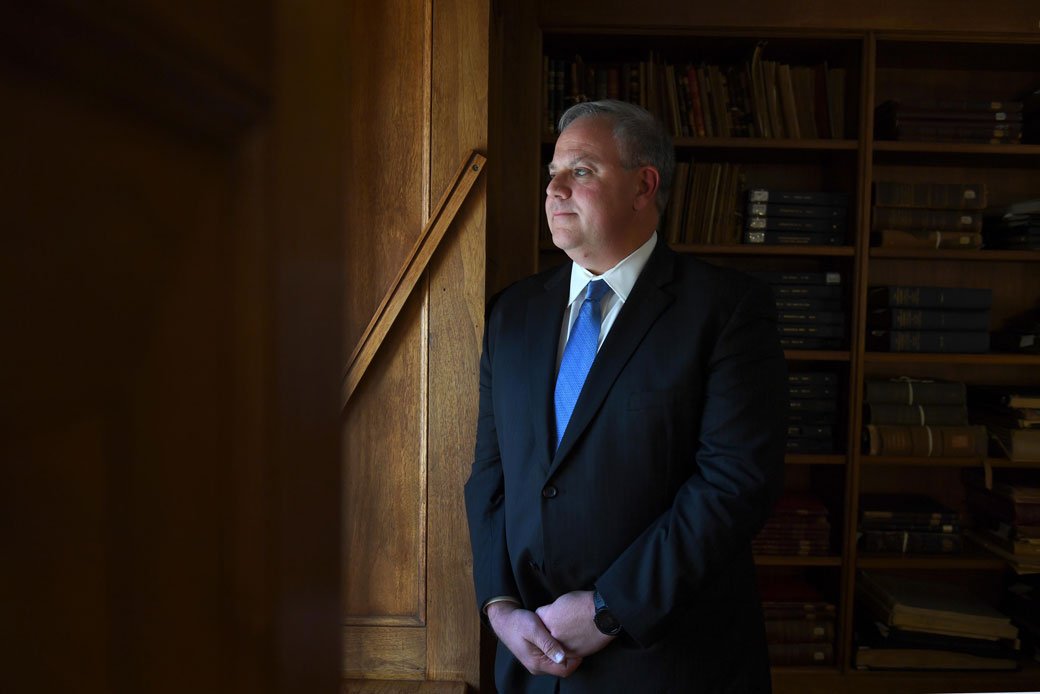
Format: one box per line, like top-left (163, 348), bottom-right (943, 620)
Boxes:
top-left (542, 485), bottom-right (557, 499)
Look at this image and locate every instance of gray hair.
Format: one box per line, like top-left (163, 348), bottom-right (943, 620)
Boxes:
top-left (558, 99), bottom-right (675, 214)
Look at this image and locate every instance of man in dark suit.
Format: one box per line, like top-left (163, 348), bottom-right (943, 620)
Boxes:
top-left (465, 99), bottom-right (787, 693)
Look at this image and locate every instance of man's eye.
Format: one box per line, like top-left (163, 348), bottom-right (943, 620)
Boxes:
top-left (574, 168), bottom-right (588, 176)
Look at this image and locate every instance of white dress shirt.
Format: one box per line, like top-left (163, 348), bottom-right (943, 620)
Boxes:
top-left (555, 231), bottom-right (658, 375)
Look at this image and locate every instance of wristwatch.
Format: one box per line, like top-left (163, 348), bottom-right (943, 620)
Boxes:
top-left (592, 589), bottom-right (621, 635)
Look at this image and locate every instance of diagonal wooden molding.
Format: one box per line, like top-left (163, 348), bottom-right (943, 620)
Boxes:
top-left (342, 150), bottom-right (486, 408)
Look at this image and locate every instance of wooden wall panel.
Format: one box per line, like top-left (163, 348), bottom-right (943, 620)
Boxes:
top-left (345, 0), bottom-right (430, 357)
top-left (342, 285), bottom-right (427, 623)
top-left (343, 626), bottom-right (427, 680)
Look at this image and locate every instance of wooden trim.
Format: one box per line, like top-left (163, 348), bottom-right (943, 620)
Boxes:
top-left (341, 151), bottom-right (487, 407)
top-left (343, 626), bottom-right (426, 680)
top-left (343, 679), bottom-right (467, 694)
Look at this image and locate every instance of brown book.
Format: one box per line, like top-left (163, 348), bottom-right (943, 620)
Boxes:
top-left (872, 207), bottom-right (983, 233)
top-left (776, 63), bottom-right (800, 139)
top-left (864, 424), bottom-right (987, 457)
top-left (987, 425), bottom-right (1040, 463)
top-left (856, 572), bottom-right (1019, 641)
top-left (768, 642), bottom-right (834, 666)
top-left (765, 618), bottom-right (834, 643)
top-left (874, 228), bottom-right (982, 250)
top-left (873, 181), bottom-right (988, 210)
top-left (859, 529), bottom-right (962, 554)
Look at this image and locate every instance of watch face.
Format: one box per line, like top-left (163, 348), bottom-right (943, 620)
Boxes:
top-left (594, 609), bottom-right (621, 635)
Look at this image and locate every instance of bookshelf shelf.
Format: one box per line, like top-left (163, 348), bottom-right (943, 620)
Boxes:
top-left (787, 454), bottom-right (846, 466)
top-left (755, 555), bottom-right (843, 567)
top-left (860, 455), bottom-right (1033, 468)
top-left (863, 352), bottom-right (1040, 366)
top-left (676, 137), bottom-right (859, 151)
top-left (872, 140), bottom-right (1040, 156)
top-left (869, 248), bottom-right (1040, 262)
top-left (673, 244), bottom-right (855, 257)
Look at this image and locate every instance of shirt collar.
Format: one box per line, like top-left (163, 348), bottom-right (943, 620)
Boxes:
top-left (566, 231), bottom-right (658, 306)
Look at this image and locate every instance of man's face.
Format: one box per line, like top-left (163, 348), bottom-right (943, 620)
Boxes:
top-left (545, 116), bottom-right (645, 273)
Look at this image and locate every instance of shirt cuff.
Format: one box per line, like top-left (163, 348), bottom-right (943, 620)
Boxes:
top-left (482, 595), bottom-right (521, 614)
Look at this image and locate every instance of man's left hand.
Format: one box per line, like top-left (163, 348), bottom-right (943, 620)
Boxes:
top-left (535, 590), bottom-right (616, 658)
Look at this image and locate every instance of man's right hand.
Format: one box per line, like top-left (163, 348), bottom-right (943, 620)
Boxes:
top-left (486, 601), bottom-right (583, 677)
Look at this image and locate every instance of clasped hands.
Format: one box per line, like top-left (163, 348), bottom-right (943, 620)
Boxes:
top-left (487, 590), bottom-right (616, 677)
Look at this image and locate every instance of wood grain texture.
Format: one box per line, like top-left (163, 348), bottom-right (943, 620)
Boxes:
top-left (343, 626), bottom-right (427, 680)
top-left (345, 0), bottom-right (430, 358)
top-left (427, 0), bottom-right (487, 686)
top-left (343, 679), bottom-right (467, 693)
top-left (343, 284), bottom-right (427, 623)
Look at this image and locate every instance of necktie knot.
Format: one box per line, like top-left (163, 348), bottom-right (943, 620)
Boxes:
top-left (585, 279), bottom-right (610, 304)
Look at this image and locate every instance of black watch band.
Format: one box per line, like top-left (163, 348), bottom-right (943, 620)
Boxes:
top-left (592, 589), bottom-right (621, 636)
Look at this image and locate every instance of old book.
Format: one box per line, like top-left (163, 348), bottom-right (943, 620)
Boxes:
top-left (780, 336), bottom-right (842, 350)
top-left (752, 270), bottom-right (841, 285)
top-left (865, 403), bottom-right (968, 426)
top-left (789, 381), bottom-right (839, 399)
top-left (747, 215), bottom-right (846, 232)
top-left (868, 285), bottom-right (992, 310)
top-left (765, 618), bottom-right (834, 643)
top-left (780, 310), bottom-right (844, 326)
top-left (867, 308), bottom-right (990, 332)
top-left (873, 228), bottom-right (983, 250)
top-left (873, 181), bottom-right (987, 210)
top-left (859, 529), bottom-right (962, 555)
top-left (788, 424), bottom-right (833, 438)
top-left (859, 493), bottom-right (960, 526)
top-left (778, 324), bottom-right (844, 339)
top-left (743, 230), bottom-right (844, 246)
top-left (872, 207), bottom-right (983, 233)
top-left (854, 619), bottom-right (1019, 671)
top-left (970, 386), bottom-right (1040, 409)
top-left (786, 438), bottom-right (836, 453)
top-left (987, 425), bottom-right (1040, 463)
top-left (856, 572), bottom-right (1019, 641)
top-left (789, 371), bottom-right (837, 386)
top-left (746, 201), bottom-right (846, 219)
top-left (963, 530), bottom-right (1040, 573)
top-left (864, 424), bottom-right (988, 457)
top-left (768, 642), bottom-right (834, 666)
top-left (867, 329), bottom-right (990, 354)
top-left (747, 189), bottom-right (848, 207)
top-left (865, 379), bottom-right (966, 406)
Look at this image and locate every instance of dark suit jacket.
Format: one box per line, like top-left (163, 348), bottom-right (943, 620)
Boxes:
top-left (464, 241), bottom-right (788, 693)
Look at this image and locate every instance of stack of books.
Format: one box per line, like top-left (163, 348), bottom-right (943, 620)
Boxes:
top-left (874, 98), bottom-right (1024, 145)
top-left (761, 579), bottom-right (836, 667)
top-left (983, 198), bottom-right (1040, 250)
top-left (871, 181), bottom-right (987, 250)
top-left (858, 493), bottom-right (962, 555)
top-left (750, 270), bottom-right (844, 350)
top-left (742, 189), bottom-right (848, 246)
top-left (963, 468), bottom-right (1040, 573)
top-left (969, 386), bottom-right (1040, 462)
top-left (854, 571), bottom-right (1020, 671)
top-left (862, 378), bottom-right (987, 457)
top-left (866, 285), bottom-right (992, 353)
top-left (787, 371), bottom-right (840, 454)
top-left (753, 493), bottom-right (831, 556)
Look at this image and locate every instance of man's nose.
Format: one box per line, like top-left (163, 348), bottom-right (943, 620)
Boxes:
top-left (546, 175), bottom-right (569, 197)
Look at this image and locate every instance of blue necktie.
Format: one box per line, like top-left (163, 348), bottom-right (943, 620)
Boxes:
top-left (554, 279), bottom-right (611, 450)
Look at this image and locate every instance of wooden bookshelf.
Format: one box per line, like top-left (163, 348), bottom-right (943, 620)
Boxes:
top-left (498, 7), bottom-right (1040, 691)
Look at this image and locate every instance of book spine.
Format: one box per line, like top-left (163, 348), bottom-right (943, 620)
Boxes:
top-left (872, 181), bottom-right (987, 210)
top-left (747, 202), bottom-right (847, 219)
top-left (776, 297), bottom-right (842, 312)
top-left (873, 229), bottom-right (983, 250)
top-left (788, 383), bottom-right (838, 399)
top-left (747, 216), bottom-right (846, 232)
top-left (748, 189), bottom-right (849, 207)
top-left (765, 618), bottom-right (835, 643)
top-left (867, 308), bottom-right (991, 331)
top-left (866, 403), bottom-right (969, 426)
top-left (780, 336), bottom-right (842, 350)
top-left (788, 371), bottom-right (838, 386)
top-left (788, 424), bottom-right (833, 438)
top-left (867, 330), bottom-right (991, 354)
top-left (858, 530), bottom-right (963, 554)
top-left (864, 424), bottom-right (988, 456)
top-left (865, 380), bottom-right (966, 405)
top-left (768, 642), bottom-right (834, 666)
top-left (872, 207), bottom-right (983, 232)
top-left (779, 324), bottom-right (844, 339)
top-left (868, 286), bottom-right (993, 310)
top-left (778, 310), bottom-right (845, 325)
top-left (743, 230), bottom-right (844, 245)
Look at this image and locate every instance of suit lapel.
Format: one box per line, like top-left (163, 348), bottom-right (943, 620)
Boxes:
top-left (526, 265), bottom-right (569, 472)
top-left (548, 243), bottom-right (677, 477)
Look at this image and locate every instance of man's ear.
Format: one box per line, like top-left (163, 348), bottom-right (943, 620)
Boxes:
top-left (632, 166), bottom-right (660, 211)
